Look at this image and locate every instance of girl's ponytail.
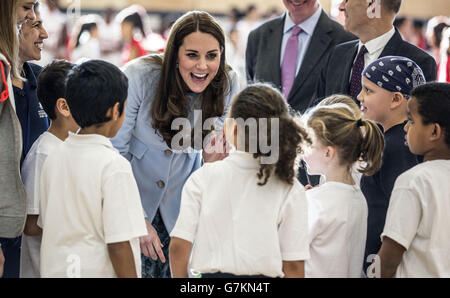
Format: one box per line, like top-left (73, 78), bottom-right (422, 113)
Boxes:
top-left (306, 103), bottom-right (385, 176)
top-left (358, 119), bottom-right (385, 176)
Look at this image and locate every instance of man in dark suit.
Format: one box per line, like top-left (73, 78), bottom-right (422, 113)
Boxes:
top-left (315, 0), bottom-right (437, 104)
top-left (246, 0), bottom-right (356, 114)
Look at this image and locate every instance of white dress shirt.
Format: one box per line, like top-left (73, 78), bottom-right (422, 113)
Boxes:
top-left (280, 6), bottom-right (323, 76)
top-left (349, 27), bottom-right (396, 80)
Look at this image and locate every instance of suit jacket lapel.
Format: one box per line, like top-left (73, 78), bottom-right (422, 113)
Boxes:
top-left (340, 41), bottom-right (359, 93)
top-left (262, 16), bottom-right (284, 88)
top-left (380, 29), bottom-right (403, 57)
top-left (266, 17), bottom-right (284, 90)
top-left (288, 11), bottom-right (332, 99)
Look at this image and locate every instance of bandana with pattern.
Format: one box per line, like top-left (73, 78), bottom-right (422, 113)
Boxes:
top-left (362, 56), bottom-right (426, 98)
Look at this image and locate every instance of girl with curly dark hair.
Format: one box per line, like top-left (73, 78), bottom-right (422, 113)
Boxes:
top-left (170, 83), bottom-right (311, 278)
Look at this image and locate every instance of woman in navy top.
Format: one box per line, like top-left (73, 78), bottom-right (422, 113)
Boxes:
top-left (13, 5), bottom-right (49, 163)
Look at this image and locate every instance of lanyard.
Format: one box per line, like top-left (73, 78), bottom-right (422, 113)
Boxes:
top-left (22, 79), bottom-right (32, 153)
top-left (0, 61), bottom-right (10, 102)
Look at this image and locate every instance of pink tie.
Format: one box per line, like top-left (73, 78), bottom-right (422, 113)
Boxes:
top-left (281, 26), bottom-right (302, 99)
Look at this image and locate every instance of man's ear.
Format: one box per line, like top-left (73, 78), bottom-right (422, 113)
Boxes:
top-left (56, 98), bottom-right (71, 117)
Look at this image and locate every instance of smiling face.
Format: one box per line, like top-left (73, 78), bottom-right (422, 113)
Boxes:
top-left (283, 0), bottom-right (319, 24)
top-left (19, 9), bottom-right (48, 62)
top-left (357, 77), bottom-right (393, 126)
top-left (177, 31), bottom-right (222, 94)
top-left (16, 0), bottom-right (37, 25)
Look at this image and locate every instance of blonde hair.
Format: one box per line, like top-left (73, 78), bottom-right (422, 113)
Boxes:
top-left (317, 94), bottom-right (362, 119)
top-left (306, 103), bottom-right (385, 176)
top-left (0, 0), bottom-right (20, 80)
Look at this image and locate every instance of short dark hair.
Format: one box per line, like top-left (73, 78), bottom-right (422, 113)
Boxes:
top-left (411, 82), bottom-right (450, 146)
top-left (383, 0), bottom-right (402, 14)
top-left (37, 60), bottom-right (75, 120)
top-left (65, 60), bottom-right (128, 128)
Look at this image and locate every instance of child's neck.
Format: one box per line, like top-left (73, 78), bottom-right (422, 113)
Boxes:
top-left (323, 165), bottom-right (355, 186)
top-left (48, 120), bottom-right (72, 141)
top-left (78, 124), bottom-right (113, 138)
top-left (423, 147), bottom-right (450, 162)
top-left (381, 115), bottom-right (408, 133)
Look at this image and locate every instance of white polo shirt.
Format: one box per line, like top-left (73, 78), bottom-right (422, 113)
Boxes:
top-left (171, 151), bottom-right (310, 278)
top-left (38, 133), bottom-right (147, 278)
top-left (20, 132), bottom-right (62, 278)
top-left (382, 160), bottom-right (450, 278)
top-left (306, 182), bottom-right (368, 278)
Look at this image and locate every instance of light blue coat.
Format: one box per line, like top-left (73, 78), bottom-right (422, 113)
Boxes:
top-left (112, 56), bottom-right (240, 233)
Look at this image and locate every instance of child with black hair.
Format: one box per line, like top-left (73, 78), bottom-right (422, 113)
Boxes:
top-left (377, 82), bottom-right (450, 278)
top-left (38, 60), bottom-right (147, 278)
top-left (19, 60), bottom-right (79, 278)
top-left (169, 83), bottom-right (311, 278)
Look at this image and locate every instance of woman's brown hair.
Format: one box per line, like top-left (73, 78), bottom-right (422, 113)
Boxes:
top-left (230, 83), bottom-right (311, 186)
top-left (150, 11), bottom-right (231, 149)
top-left (0, 0), bottom-right (20, 80)
top-left (306, 103), bottom-right (385, 176)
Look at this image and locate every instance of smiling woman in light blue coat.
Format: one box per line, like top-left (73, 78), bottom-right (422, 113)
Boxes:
top-left (112, 11), bottom-right (240, 278)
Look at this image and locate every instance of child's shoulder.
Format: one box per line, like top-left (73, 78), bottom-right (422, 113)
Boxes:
top-left (396, 160), bottom-right (450, 188)
top-left (281, 179), bottom-right (307, 203)
top-left (192, 157), bottom-right (231, 180)
top-left (28, 132), bottom-right (62, 158)
top-left (307, 182), bottom-right (339, 195)
top-left (100, 147), bottom-right (134, 174)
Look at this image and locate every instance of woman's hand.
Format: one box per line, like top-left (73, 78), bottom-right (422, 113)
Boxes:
top-left (140, 220), bottom-right (166, 263)
top-left (202, 131), bottom-right (231, 163)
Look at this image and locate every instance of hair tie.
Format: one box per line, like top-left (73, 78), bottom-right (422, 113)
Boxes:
top-left (357, 119), bottom-right (364, 127)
